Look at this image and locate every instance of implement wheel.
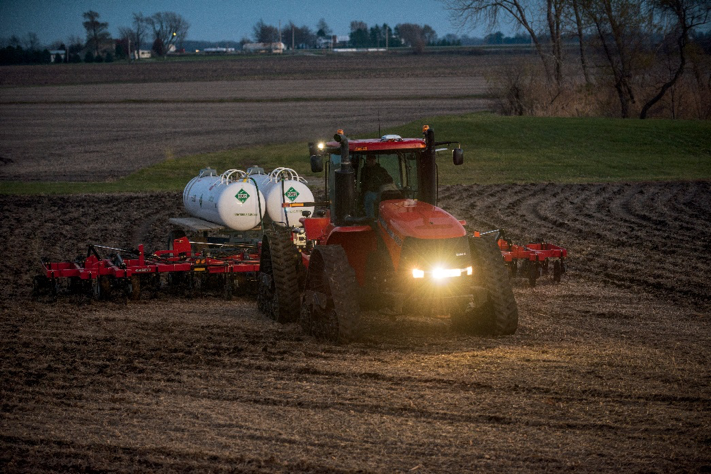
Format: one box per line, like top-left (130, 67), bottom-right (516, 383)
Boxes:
top-left (300, 245), bottom-right (360, 344)
top-left (466, 236), bottom-right (519, 335)
top-left (257, 228), bottom-right (301, 323)
top-left (94, 275), bottom-right (113, 300)
top-left (32, 275), bottom-right (57, 302)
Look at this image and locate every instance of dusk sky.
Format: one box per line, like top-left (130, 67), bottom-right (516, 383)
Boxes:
top-left (0, 0), bottom-right (490, 47)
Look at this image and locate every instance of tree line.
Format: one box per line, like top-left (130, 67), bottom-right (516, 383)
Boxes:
top-left (1, 12), bottom-right (458, 66)
top-left (250, 18), bottom-right (456, 51)
top-left (442, 0), bottom-right (711, 119)
top-left (0, 10), bottom-right (190, 65)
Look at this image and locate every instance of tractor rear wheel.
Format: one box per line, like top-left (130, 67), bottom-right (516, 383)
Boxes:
top-left (257, 228), bottom-right (301, 323)
top-left (466, 236), bottom-right (519, 335)
top-left (300, 245), bottom-right (360, 343)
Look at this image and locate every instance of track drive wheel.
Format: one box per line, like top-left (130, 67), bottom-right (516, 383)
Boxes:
top-left (300, 245), bottom-right (360, 344)
top-left (465, 236), bottom-right (519, 335)
top-left (257, 228), bottom-right (301, 323)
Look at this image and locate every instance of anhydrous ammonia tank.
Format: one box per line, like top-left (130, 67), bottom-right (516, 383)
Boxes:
top-left (183, 168), bottom-right (265, 231)
top-left (248, 167), bottom-right (314, 227)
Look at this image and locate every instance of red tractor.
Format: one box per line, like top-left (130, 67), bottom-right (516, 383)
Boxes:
top-left (257, 126), bottom-right (518, 342)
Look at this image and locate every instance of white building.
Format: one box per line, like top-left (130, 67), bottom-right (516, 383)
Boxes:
top-left (243, 42), bottom-right (286, 54)
top-left (48, 50), bottom-right (66, 63)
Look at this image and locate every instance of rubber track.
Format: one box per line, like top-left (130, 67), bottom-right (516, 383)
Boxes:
top-left (311, 245), bottom-right (360, 343)
top-left (469, 236), bottom-right (519, 335)
top-left (266, 229), bottom-right (301, 323)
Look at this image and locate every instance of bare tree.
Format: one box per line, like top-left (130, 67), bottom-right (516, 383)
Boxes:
top-left (118, 14), bottom-right (147, 59)
top-left (396, 23), bottom-right (437, 53)
top-left (132, 13), bottom-right (148, 54)
top-left (583, 0), bottom-right (652, 117)
top-left (441, 0), bottom-right (566, 85)
top-left (66, 35), bottom-right (84, 55)
top-left (146, 11), bottom-right (189, 55)
top-left (118, 27), bottom-right (134, 45)
top-left (639, 0), bottom-right (711, 118)
top-left (282, 22), bottom-right (316, 49)
top-left (8, 35), bottom-right (22, 48)
top-left (316, 18), bottom-right (332, 38)
top-left (253, 20), bottom-right (280, 43)
top-left (570, 0), bottom-right (592, 84)
top-left (23, 32), bottom-right (41, 52)
top-left (82, 10), bottom-right (111, 56)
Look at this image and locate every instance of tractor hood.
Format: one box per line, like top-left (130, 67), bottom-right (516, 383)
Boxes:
top-left (378, 199), bottom-right (466, 241)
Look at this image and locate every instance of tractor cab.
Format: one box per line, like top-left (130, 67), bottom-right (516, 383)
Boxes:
top-left (309, 126), bottom-right (464, 222)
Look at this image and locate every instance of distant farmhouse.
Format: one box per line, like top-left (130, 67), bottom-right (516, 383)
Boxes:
top-left (317, 35), bottom-right (350, 49)
top-left (243, 42), bottom-right (286, 54)
top-left (48, 50), bottom-right (66, 63)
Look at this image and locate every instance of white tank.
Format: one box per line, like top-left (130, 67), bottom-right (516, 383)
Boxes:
top-left (248, 167), bottom-right (314, 227)
top-left (183, 168), bottom-right (266, 231)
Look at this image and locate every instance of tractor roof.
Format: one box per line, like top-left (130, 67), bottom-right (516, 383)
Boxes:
top-left (325, 137), bottom-right (426, 153)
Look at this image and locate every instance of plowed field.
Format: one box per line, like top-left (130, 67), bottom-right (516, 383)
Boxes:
top-left (0, 54), bottom-right (499, 182)
top-left (2, 181), bottom-right (709, 472)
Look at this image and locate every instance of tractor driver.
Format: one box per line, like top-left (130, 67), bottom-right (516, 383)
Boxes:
top-left (361, 154), bottom-right (393, 218)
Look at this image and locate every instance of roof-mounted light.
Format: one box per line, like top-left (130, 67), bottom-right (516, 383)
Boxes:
top-left (380, 134), bottom-right (402, 142)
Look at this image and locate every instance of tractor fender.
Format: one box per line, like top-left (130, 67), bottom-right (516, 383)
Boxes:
top-left (323, 225), bottom-right (377, 286)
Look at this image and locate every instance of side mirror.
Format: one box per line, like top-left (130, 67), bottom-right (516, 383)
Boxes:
top-left (453, 148), bottom-right (464, 166)
top-left (310, 155), bottom-right (323, 173)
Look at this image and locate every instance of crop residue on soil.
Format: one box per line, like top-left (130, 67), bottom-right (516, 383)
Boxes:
top-left (1, 182), bottom-right (709, 472)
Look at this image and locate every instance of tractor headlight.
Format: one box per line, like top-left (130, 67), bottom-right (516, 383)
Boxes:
top-left (412, 266), bottom-right (472, 279)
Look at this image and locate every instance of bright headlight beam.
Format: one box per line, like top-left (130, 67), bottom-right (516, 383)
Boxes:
top-left (412, 267), bottom-right (471, 279)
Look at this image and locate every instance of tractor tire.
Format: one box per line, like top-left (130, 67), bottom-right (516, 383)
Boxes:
top-left (257, 228), bottom-right (301, 323)
top-left (466, 236), bottom-right (519, 335)
top-left (300, 245), bottom-right (360, 344)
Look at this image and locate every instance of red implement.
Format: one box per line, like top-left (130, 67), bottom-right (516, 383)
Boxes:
top-left (475, 230), bottom-right (568, 287)
top-left (33, 237), bottom-right (261, 301)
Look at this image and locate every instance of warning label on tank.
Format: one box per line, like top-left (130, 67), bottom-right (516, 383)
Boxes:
top-left (235, 189), bottom-right (250, 204)
top-left (284, 187), bottom-right (299, 202)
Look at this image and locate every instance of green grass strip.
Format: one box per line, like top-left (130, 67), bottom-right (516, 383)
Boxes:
top-left (2, 113), bottom-right (709, 195)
